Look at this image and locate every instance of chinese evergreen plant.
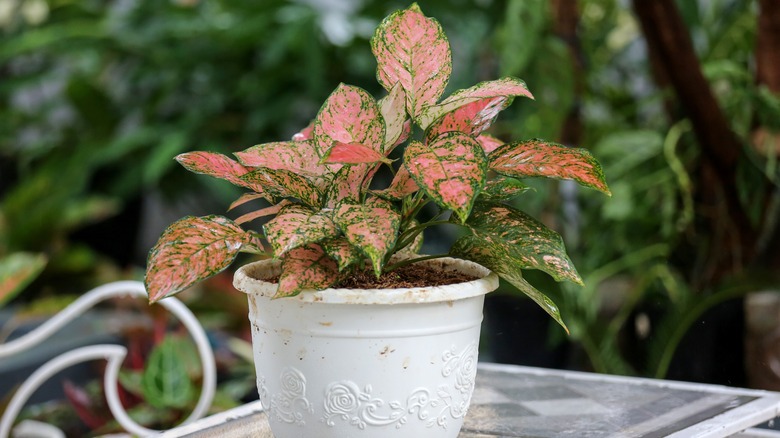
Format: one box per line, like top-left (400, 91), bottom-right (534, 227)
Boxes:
top-left (145, 4), bottom-right (610, 332)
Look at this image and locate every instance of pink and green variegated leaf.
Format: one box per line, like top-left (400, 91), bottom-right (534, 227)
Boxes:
top-left (333, 200), bottom-right (401, 276)
top-left (292, 120), bottom-right (315, 141)
top-left (263, 205), bottom-right (339, 257)
top-left (477, 134), bottom-right (505, 154)
top-left (372, 166), bottom-right (419, 200)
top-left (371, 4), bottom-right (451, 122)
top-left (403, 133), bottom-right (488, 222)
top-left (241, 168), bottom-right (322, 208)
top-left (489, 140), bottom-right (611, 195)
top-left (277, 244), bottom-right (340, 297)
top-left (450, 235), bottom-right (568, 333)
top-left (176, 152), bottom-right (266, 195)
top-left (420, 77), bottom-right (534, 129)
top-left (323, 164), bottom-right (367, 207)
top-left (322, 142), bottom-right (392, 165)
top-left (234, 140), bottom-right (334, 183)
top-left (321, 238), bottom-right (363, 272)
top-left (460, 202), bottom-right (582, 285)
top-left (378, 83), bottom-right (408, 150)
top-left (235, 200), bottom-right (291, 225)
top-left (313, 84), bottom-right (385, 157)
top-left (145, 215), bottom-right (251, 302)
top-left (479, 176), bottom-right (530, 202)
top-left (229, 192), bottom-right (266, 211)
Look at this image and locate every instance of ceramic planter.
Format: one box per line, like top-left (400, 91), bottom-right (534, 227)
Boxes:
top-left (232, 257), bottom-right (498, 438)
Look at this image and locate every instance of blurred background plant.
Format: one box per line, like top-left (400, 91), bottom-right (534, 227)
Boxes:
top-left (1, 0), bottom-right (779, 434)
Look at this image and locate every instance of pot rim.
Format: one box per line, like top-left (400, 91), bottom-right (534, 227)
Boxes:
top-left (233, 256), bottom-right (499, 305)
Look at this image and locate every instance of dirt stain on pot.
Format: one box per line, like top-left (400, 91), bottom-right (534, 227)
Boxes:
top-left (379, 345), bottom-right (396, 358)
top-left (297, 348), bottom-right (306, 360)
top-left (403, 357), bottom-right (410, 369)
top-left (318, 321), bottom-right (333, 326)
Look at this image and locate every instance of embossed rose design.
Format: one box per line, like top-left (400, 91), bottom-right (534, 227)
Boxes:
top-left (454, 344), bottom-right (477, 394)
top-left (280, 367), bottom-right (306, 397)
top-left (322, 381), bottom-right (362, 420)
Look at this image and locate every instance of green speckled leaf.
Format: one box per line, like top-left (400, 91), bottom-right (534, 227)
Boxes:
top-left (489, 140), bottom-right (611, 195)
top-left (241, 168), bottom-right (322, 208)
top-left (459, 203), bottom-right (582, 285)
top-left (146, 215), bottom-right (250, 302)
top-left (479, 176), bottom-right (530, 202)
top-left (404, 133), bottom-right (488, 222)
top-left (450, 235), bottom-right (568, 333)
top-left (263, 205), bottom-right (339, 257)
top-left (321, 238), bottom-right (363, 272)
top-left (372, 4), bottom-right (451, 121)
top-left (234, 140), bottom-right (333, 187)
top-left (277, 244), bottom-right (340, 297)
top-left (333, 199), bottom-right (400, 276)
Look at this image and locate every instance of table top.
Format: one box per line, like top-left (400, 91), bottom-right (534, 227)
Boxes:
top-left (158, 362), bottom-right (780, 438)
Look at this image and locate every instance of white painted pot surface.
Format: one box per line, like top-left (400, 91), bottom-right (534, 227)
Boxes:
top-left (233, 257), bottom-right (499, 438)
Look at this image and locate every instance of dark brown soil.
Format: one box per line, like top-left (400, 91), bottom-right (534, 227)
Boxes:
top-left (334, 263), bottom-right (477, 289)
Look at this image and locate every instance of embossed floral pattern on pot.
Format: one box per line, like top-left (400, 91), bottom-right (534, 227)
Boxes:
top-left (269, 367), bottom-right (313, 426)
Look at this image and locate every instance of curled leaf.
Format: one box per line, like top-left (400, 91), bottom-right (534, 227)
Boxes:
top-left (420, 77), bottom-right (534, 130)
top-left (321, 238), bottom-right (363, 272)
top-left (378, 83), bottom-right (409, 150)
top-left (322, 142), bottom-right (392, 165)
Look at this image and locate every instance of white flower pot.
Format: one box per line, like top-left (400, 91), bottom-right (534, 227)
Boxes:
top-left (233, 257), bottom-right (498, 438)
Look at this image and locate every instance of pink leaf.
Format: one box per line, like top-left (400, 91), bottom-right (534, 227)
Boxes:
top-left (333, 200), bottom-right (401, 276)
top-left (263, 205), bottom-right (339, 257)
top-left (420, 77), bottom-right (534, 129)
top-left (228, 192), bottom-right (266, 211)
top-left (235, 200), bottom-right (291, 225)
top-left (371, 4), bottom-right (452, 121)
top-left (403, 133), bottom-right (488, 222)
top-left (292, 120), bottom-right (315, 141)
top-left (489, 140), bottom-right (611, 195)
top-left (378, 83), bottom-right (408, 150)
top-left (176, 152), bottom-right (266, 195)
top-left (372, 166), bottom-right (419, 200)
top-left (322, 142), bottom-right (391, 165)
top-left (476, 134), bottom-right (505, 154)
top-left (145, 216), bottom-right (250, 302)
top-left (234, 140), bottom-right (334, 186)
top-left (313, 84), bottom-right (385, 157)
top-left (241, 168), bottom-right (322, 208)
top-left (277, 244), bottom-right (340, 297)
top-left (321, 238), bottom-right (363, 271)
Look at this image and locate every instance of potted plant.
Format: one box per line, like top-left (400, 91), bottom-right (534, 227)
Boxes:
top-left (145, 4), bottom-right (609, 437)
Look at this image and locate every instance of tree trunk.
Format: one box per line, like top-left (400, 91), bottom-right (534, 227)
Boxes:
top-left (632, 0), bottom-right (758, 288)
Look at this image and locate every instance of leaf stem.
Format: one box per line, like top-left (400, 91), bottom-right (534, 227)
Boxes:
top-left (384, 253), bottom-right (452, 272)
